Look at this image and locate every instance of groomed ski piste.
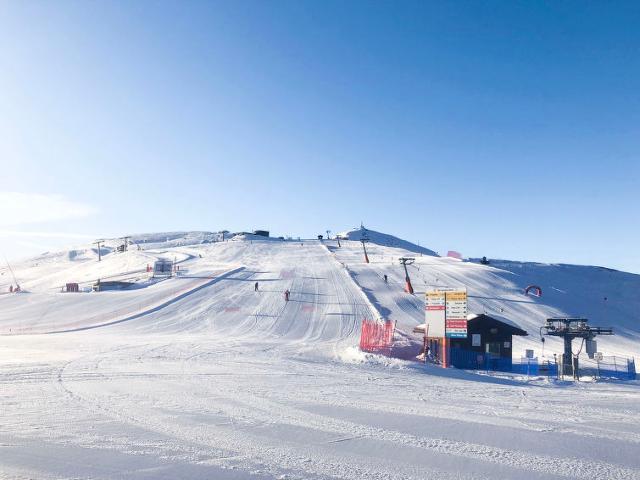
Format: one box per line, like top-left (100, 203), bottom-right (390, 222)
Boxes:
top-left (1, 228), bottom-right (639, 480)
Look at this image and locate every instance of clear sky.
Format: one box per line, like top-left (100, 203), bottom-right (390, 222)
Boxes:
top-left (1, 1), bottom-right (639, 272)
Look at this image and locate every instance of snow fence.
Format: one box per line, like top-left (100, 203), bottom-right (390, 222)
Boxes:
top-left (360, 319), bottom-right (395, 355)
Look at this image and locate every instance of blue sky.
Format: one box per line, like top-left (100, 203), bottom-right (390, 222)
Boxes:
top-left (1, 1), bottom-right (639, 272)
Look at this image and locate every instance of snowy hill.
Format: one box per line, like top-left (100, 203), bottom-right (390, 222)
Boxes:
top-left (326, 238), bottom-right (640, 359)
top-left (1, 229), bottom-right (639, 480)
top-left (130, 231), bottom-right (222, 248)
top-left (2, 229), bottom-right (638, 357)
top-left (337, 225), bottom-right (438, 256)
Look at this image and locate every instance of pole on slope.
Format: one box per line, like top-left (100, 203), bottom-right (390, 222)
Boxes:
top-left (423, 324), bottom-right (429, 364)
top-left (442, 291), bottom-right (449, 368)
top-left (360, 238), bottom-right (370, 264)
top-left (93, 240), bottom-right (104, 262)
top-left (398, 257), bottom-right (415, 294)
top-left (4, 256), bottom-right (20, 291)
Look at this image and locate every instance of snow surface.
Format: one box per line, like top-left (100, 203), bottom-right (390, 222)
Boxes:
top-left (1, 232), bottom-right (639, 479)
top-left (337, 226), bottom-right (438, 256)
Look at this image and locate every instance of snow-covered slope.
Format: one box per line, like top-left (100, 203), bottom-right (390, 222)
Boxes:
top-left (1, 230), bottom-right (638, 356)
top-left (329, 240), bottom-right (640, 359)
top-left (337, 225), bottom-right (438, 256)
top-left (1, 230), bottom-right (639, 480)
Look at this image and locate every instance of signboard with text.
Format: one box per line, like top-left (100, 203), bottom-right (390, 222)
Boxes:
top-left (425, 288), bottom-right (468, 339)
top-left (425, 290), bottom-right (447, 337)
top-left (445, 289), bottom-right (468, 338)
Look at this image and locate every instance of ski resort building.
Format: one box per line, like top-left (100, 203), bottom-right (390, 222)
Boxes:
top-left (92, 280), bottom-right (134, 292)
top-left (448, 314), bottom-right (528, 370)
top-left (153, 259), bottom-right (173, 278)
top-left (416, 314), bottom-right (528, 370)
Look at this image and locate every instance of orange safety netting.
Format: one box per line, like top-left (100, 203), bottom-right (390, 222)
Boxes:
top-left (359, 319), bottom-right (395, 354)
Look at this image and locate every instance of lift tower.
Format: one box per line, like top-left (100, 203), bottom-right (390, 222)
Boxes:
top-left (93, 239), bottom-right (105, 262)
top-left (398, 257), bottom-right (415, 294)
top-left (360, 238), bottom-right (370, 263)
top-left (542, 318), bottom-right (613, 378)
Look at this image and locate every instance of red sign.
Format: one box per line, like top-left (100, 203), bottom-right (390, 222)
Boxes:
top-left (446, 320), bottom-right (467, 329)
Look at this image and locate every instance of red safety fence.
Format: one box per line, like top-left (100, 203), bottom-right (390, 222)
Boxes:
top-left (360, 319), bottom-right (395, 355)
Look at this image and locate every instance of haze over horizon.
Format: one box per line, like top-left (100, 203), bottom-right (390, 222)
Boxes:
top-left (1, 1), bottom-right (639, 273)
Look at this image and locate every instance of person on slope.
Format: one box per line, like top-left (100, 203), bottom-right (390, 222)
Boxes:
top-left (284, 289), bottom-right (290, 302)
top-left (254, 282), bottom-right (259, 292)
top-left (383, 274), bottom-right (388, 283)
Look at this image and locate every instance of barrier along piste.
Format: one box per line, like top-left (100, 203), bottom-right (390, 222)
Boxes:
top-left (359, 319), bottom-right (396, 356)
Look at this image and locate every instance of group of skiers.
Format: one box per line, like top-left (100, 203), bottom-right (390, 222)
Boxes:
top-left (254, 281), bottom-right (290, 302)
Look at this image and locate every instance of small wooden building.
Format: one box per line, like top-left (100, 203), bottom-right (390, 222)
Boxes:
top-left (415, 313), bottom-right (528, 370)
top-left (153, 259), bottom-right (173, 278)
top-left (93, 280), bottom-right (134, 292)
top-left (448, 314), bottom-right (528, 369)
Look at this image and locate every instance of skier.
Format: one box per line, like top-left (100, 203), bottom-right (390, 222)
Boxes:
top-left (254, 281), bottom-right (259, 292)
top-left (284, 289), bottom-right (290, 302)
top-left (383, 274), bottom-right (388, 283)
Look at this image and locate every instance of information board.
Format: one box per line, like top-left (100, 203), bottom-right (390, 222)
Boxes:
top-left (445, 289), bottom-right (468, 338)
top-left (425, 288), bottom-right (468, 339)
top-left (425, 290), bottom-right (446, 337)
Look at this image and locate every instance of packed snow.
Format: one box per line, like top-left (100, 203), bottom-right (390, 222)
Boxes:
top-left (1, 229), bottom-right (639, 479)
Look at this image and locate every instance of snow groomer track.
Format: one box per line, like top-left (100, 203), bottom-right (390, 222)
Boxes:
top-left (1, 232), bottom-right (640, 480)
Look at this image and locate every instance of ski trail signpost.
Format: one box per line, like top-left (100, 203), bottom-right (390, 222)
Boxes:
top-left (425, 287), bottom-right (468, 367)
top-left (425, 287), bottom-right (468, 337)
top-left (425, 290), bottom-right (447, 337)
top-left (445, 289), bottom-right (468, 338)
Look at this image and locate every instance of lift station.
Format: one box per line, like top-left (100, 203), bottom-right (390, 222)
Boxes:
top-left (542, 318), bottom-right (613, 378)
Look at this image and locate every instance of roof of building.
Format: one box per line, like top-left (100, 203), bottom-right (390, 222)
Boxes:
top-left (412, 313), bottom-right (528, 336)
top-left (467, 313), bottom-right (528, 336)
top-left (94, 280), bottom-right (134, 286)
